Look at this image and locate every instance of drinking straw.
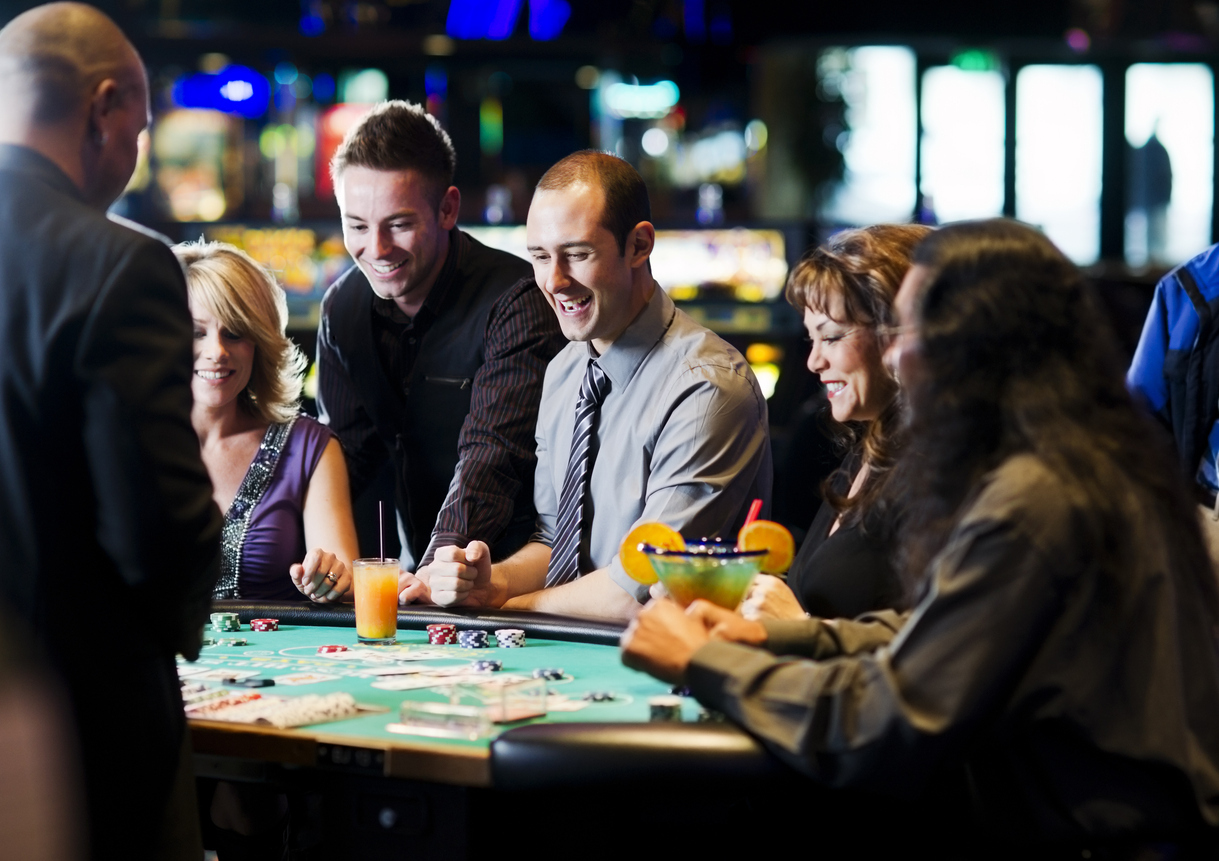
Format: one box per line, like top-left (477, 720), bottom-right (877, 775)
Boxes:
top-left (744, 498), bottom-right (763, 526)
top-left (379, 501), bottom-right (385, 561)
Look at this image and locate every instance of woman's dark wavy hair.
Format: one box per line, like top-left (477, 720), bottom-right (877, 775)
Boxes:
top-left (893, 219), bottom-right (1219, 621)
top-left (786, 224), bottom-right (931, 530)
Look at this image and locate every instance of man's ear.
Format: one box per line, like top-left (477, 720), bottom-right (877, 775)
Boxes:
top-left (627, 221), bottom-right (655, 269)
top-left (437, 185), bottom-right (461, 230)
top-left (87, 78), bottom-right (121, 146)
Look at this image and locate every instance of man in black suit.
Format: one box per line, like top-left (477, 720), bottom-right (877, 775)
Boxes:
top-left (0, 4), bottom-right (221, 858)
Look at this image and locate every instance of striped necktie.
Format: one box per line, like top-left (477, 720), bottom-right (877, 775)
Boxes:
top-left (546, 359), bottom-right (612, 587)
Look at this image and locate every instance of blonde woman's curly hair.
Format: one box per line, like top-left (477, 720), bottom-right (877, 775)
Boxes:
top-left (173, 240), bottom-right (308, 425)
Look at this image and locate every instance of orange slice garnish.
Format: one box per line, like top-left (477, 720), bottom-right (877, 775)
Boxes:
top-left (737, 519), bottom-right (795, 574)
top-left (618, 522), bottom-right (685, 584)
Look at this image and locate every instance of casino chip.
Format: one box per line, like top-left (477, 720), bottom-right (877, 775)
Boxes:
top-left (494, 628), bottom-right (526, 648)
top-left (457, 630), bottom-right (489, 649)
top-left (217, 638), bottom-right (248, 647)
top-left (427, 623), bottom-right (457, 645)
top-left (648, 695), bottom-right (683, 722)
top-left (250, 618), bottom-right (279, 632)
top-left (532, 667), bottom-right (563, 681)
top-left (210, 612), bottom-right (241, 633)
top-left (471, 659), bottom-right (502, 672)
top-left (583, 691), bottom-right (615, 702)
top-left (317, 645), bottom-right (348, 654)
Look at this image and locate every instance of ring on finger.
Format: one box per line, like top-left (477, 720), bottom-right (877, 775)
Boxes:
top-left (324, 571), bottom-right (339, 585)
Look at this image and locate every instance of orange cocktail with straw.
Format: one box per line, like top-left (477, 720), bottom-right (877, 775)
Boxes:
top-left (353, 558), bottom-right (398, 644)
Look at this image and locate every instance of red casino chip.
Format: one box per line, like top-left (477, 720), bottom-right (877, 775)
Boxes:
top-left (426, 623), bottom-right (457, 645)
top-left (317, 645), bottom-right (348, 654)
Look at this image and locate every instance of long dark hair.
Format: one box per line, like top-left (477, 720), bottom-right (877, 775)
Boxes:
top-left (786, 224), bottom-right (931, 528)
top-left (893, 219), bottom-right (1218, 620)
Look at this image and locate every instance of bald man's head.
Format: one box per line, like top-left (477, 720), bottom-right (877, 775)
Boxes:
top-left (0, 3), bottom-right (149, 208)
top-left (0, 2), bottom-right (142, 127)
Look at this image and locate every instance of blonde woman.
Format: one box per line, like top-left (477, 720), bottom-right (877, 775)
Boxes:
top-left (175, 241), bottom-right (358, 601)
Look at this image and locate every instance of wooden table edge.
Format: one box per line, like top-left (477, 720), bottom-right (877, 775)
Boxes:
top-left (189, 719), bottom-right (493, 787)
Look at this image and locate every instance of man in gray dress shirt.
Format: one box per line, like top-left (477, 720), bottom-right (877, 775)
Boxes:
top-left (416, 151), bottom-right (771, 620)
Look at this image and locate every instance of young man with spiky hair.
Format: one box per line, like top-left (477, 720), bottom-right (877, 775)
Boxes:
top-left (319, 101), bottom-right (564, 586)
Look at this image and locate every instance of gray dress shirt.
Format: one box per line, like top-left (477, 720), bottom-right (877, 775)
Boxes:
top-left (533, 284), bottom-right (772, 601)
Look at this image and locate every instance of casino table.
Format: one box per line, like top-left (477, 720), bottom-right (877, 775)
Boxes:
top-left (189, 601), bottom-right (819, 858)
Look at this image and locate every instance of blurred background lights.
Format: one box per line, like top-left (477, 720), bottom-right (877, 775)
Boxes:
top-left (950, 48), bottom-right (999, 72)
top-left (338, 68), bottom-right (388, 103)
top-left (821, 46), bottom-right (917, 226)
top-left (1065, 28), bottom-right (1091, 52)
top-left (198, 53), bottom-right (229, 73)
top-left (274, 63), bottom-right (299, 86)
top-left (1125, 63), bottom-right (1215, 267)
top-left (423, 34), bottom-right (456, 56)
top-left (575, 65), bottom-right (600, 90)
top-left (446, 0), bottom-right (570, 41)
top-left (528, 0), bottom-right (570, 40)
top-left (1016, 64), bottom-right (1103, 264)
top-left (218, 79), bottom-right (253, 102)
top-left (603, 80), bottom-right (680, 119)
top-left (173, 65), bottom-right (270, 119)
top-left (696, 182), bottom-right (723, 224)
top-left (749, 362), bottom-right (780, 400)
top-left (641, 127), bottom-right (670, 157)
top-left (920, 64), bottom-right (1005, 221)
top-left (744, 119), bottom-right (768, 152)
top-left (672, 131), bottom-right (746, 187)
top-left (311, 72), bottom-right (335, 101)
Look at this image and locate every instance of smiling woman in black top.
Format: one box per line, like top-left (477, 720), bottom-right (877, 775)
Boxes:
top-left (741, 224), bottom-right (930, 621)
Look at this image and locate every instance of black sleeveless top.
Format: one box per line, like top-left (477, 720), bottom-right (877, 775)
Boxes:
top-left (786, 452), bottom-right (903, 619)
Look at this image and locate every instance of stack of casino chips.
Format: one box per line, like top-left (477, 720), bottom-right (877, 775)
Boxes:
top-left (471, 659), bottom-right (502, 672)
top-left (250, 618), bottom-right (279, 632)
top-left (495, 628), bottom-right (526, 648)
top-left (457, 629), bottom-right (490, 649)
top-left (426, 624), bottom-right (457, 645)
top-left (648, 695), bottom-right (684, 722)
top-left (210, 612), bottom-right (241, 633)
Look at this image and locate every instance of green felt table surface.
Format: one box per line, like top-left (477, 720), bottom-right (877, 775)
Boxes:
top-left (182, 623), bottom-right (695, 750)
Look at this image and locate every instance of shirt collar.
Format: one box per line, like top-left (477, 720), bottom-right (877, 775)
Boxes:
top-left (0, 144), bottom-right (83, 202)
top-left (591, 282), bottom-right (675, 389)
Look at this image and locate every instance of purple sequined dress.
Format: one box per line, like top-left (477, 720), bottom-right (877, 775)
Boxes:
top-left (213, 415), bottom-right (335, 600)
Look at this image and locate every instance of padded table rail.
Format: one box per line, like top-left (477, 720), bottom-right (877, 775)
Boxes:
top-left (211, 600), bottom-right (626, 646)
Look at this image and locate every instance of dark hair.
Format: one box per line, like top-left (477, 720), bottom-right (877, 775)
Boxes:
top-left (329, 100), bottom-right (456, 207)
top-left (787, 224), bottom-right (931, 530)
top-left (536, 150), bottom-right (650, 256)
top-left (786, 224), bottom-right (931, 325)
top-left (892, 219), bottom-right (1219, 619)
